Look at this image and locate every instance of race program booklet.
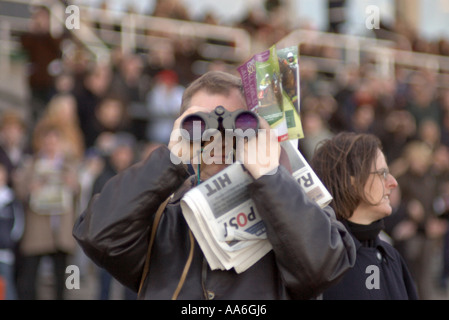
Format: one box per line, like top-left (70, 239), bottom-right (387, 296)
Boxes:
top-left (238, 45), bottom-right (304, 142)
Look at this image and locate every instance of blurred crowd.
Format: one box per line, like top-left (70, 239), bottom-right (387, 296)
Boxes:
top-left (1, 0), bottom-right (449, 300)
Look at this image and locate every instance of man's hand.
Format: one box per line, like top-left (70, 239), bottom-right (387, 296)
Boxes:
top-left (237, 117), bottom-right (280, 179)
top-left (168, 106), bottom-right (209, 165)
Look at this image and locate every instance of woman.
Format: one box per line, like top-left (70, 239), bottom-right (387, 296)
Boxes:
top-left (40, 93), bottom-right (85, 161)
top-left (311, 132), bottom-right (418, 299)
top-left (14, 120), bottom-right (79, 299)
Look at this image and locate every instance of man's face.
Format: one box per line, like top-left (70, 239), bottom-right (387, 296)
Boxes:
top-left (188, 88), bottom-right (247, 180)
top-left (169, 86), bottom-right (279, 181)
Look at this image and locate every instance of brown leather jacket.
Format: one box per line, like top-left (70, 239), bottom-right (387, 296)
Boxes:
top-left (73, 146), bottom-right (356, 299)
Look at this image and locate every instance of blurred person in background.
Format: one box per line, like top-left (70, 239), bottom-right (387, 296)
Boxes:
top-left (311, 132), bottom-right (418, 300)
top-left (53, 71), bottom-right (75, 96)
top-left (152, 0), bottom-right (190, 20)
top-left (14, 121), bottom-right (80, 300)
top-left (0, 110), bottom-right (29, 187)
top-left (417, 119), bottom-right (442, 152)
top-left (394, 141), bottom-right (448, 299)
top-left (443, 225), bottom-right (449, 292)
top-left (405, 71), bottom-right (441, 129)
top-left (298, 98), bottom-right (334, 161)
top-left (39, 94), bottom-right (85, 161)
top-left (110, 53), bottom-right (150, 142)
top-left (73, 148), bottom-right (104, 283)
top-left (379, 110), bottom-right (417, 164)
top-left (327, 0), bottom-right (347, 34)
top-left (90, 132), bottom-right (137, 300)
top-left (74, 64), bottom-right (113, 149)
top-left (173, 37), bottom-right (202, 87)
top-left (439, 89), bottom-right (449, 147)
top-left (88, 95), bottom-right (131, 150)
top-left (383, 184), bottom-right (412, 263)
top-left (145, 70), bottom-right (184, 145)
top-left (350, 104), bottom-right (376, 134)
top-left (144, 44), bottom-right (176, 80)
top-left (429, 144), bottom-right (449, 292)
top-left (20, 6), bottom-right (63, 122)
top-left (331, 65), bottom-right (362, 131)
top-left (0, 163), bottom-right (24, 300)
top-left (91, 132), bottom-right (136, 198)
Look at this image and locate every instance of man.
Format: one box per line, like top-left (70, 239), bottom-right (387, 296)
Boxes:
top-left (73, 71), bottom-right (356, 299)
top-left (21, 6), bottom-right (63, 121)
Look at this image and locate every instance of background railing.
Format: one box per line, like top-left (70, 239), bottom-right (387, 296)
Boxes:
top-left (1, 0), bottom-right (449, 108)
top-left (278, 28), bottom-right (449, 87)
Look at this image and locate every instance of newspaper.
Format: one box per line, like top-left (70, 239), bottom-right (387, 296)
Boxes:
top-left (180, 142), bottom-right (332, 273)
top-left (180, 162), bottom-right (272, 273)
top-left (281, 140), bottom-right (333, 208)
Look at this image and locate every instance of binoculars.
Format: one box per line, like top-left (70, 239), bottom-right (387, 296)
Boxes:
top-left (181, 106), bottom-right (259, 141)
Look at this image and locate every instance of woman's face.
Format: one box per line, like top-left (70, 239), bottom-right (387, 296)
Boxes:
top-left (351, 149), bottom-right (398, 224)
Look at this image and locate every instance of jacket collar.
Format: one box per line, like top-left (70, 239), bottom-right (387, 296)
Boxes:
top-left (342, 219), bottom-right (396, 262)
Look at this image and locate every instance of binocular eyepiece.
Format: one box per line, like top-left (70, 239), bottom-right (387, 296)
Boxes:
top-left (180, 106), bottom-right (259, 141)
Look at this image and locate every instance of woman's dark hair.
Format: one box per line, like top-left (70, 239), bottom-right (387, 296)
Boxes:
top-left (311, 132), bottom-right (382, 220)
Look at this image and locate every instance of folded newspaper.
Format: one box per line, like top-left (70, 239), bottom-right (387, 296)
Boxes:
top-left (180, 140), bottom-right (332, 273)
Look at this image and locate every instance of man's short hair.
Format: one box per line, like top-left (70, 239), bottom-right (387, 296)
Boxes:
top-left (179, 71), bottom-right (244, 115)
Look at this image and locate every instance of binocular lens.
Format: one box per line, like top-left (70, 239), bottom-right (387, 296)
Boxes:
top-left (235, 112), bottom-right (259, 131)
top-left (181, 115), bottom-right (206, 139)
top-left (180, 107), bottom-right (259, 141)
